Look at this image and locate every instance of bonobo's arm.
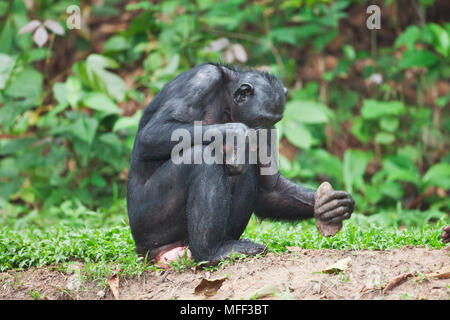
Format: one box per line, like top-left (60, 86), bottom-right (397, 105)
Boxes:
top-left (255, 171), bottom-right (316, 220)
top-left (136, 63), bottom-right (245, 161)
top-left (255, 131), bottom-right (354, 222)
top-left (138, 118), bottom-right (246, 161)
top-left (255, 170), bottom-right (355, 223)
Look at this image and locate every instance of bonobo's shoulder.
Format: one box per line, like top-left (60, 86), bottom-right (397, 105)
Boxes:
top-left (189, 63), bottom-right (224, 82)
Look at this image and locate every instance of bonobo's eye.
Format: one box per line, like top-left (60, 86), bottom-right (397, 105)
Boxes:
top-left (233, 83), bottom-right (254, 104)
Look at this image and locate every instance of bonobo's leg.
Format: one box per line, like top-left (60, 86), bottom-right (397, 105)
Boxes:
top-left (127, 159), bottom-right (190, 259)
top-left (226, 165), bottom-right (259, 240)
top-left (186, 147), bottom-right (266, 264)
top-left (127, 145), bottom-right (265, 265)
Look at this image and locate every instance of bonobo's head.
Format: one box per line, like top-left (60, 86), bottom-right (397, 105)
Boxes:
top-left (221, 65), bottom-right (287, 129)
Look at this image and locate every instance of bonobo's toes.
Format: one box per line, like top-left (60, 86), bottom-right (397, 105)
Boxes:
top-left (226, 163), bottom-right (248, 176)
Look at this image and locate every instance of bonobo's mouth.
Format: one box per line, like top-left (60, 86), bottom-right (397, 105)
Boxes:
top-left (251, 114), bottom-right (282, 129)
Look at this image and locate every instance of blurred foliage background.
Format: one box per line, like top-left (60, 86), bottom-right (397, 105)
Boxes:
top-left (0, 0), bottom-right (448, 229)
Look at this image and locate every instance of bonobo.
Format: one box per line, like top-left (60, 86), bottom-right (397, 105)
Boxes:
top-left (126, 63), bottom-right (355, 265)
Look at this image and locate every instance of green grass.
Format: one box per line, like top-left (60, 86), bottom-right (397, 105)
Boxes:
top-left (1, 214), bottom-right (448, 278)
top-left (242, 215), bottom-right (448, 252)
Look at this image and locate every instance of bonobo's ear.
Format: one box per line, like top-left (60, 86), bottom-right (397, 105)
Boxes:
top-left (233, 83), bottom-right (254, 104)
top-left (220, 65), bottom-right (238, 81)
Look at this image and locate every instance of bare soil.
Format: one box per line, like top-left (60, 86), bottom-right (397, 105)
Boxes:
top-left (1, 247), bottom-right (449, 300)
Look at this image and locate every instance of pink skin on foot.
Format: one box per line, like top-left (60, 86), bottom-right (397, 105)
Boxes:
top-left (155, 246), bottom-right (192, 269)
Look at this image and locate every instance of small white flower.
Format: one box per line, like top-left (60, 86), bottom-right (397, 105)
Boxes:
top-left (368, 73), bottom-right (383, 85)
top-left (18, 19), bottom-right (65, 47)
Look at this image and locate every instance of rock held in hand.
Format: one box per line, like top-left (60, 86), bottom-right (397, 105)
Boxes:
top-left (314, 182), bottom-right (342, 237)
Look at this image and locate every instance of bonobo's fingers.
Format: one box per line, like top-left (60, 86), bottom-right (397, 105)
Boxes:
top-left (327, 210), bottom-right (352, 224)
top-left (315, 191), bottom-right (350, 210)
top-left (319, 203), bottom-right (353, 222)
top-left (315, 198), bottom-right (354, 218)
top-left (441, 226), bottom-right (450, 243)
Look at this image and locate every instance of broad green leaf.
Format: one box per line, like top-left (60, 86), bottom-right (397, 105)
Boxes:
top-left (397, 146), bottom-right (420, 162)
top-left (0, 53), bottom-right (15, 89)
top-left (342, 45), bottom-right (356, 60)
top-left (284, 120), bottom-right (313, 149)
top-left (113, 111), bottom-right (142, 132)
top-left (379, 181), bottom-right (403, 200)
top-left (0, 19), bottom-right (12, 53)
top-left (0, 138), bottom-right (37, 156)
top-left (269, 27), bottom-right (301, 45)
top-left (343, 149), bottom-right (373, 193)
top-left (5, 68), bottom-right (42, 98)
top-left (95, 133), bottom-right (124, 168)
top-left (144, 52), bottom-right (163, 71)
top-left (375, 132), bottom-right (395, 144)
top-left (86, 54), bottom-right (120, 69)
top-left (83, 92), bottom-right (122, 116)
top-left (350, 116), bottom-right (371, 144)
top-left (394, 25), bottom-right (420, 50)
top-left (104, 35), bottom-right (129, 51)
top-left (398, 50), bottom-right (440, 69)
top-left (284, 100), bottom-right (330, 124)
top-left (427, 23), bottom-right (449, 57)
top-left (361, 100), bottom-right (405, 119)
top-left (71, 117), bottom-right (98, 145)
top-left (52, 82), bottom-right (68, 106)
top-left (159, 54), bottom-right (180, 76)
top-left (65, 76), bottom-right (82, 107)
top-left (383, 155), bottom-right (420, 186)
top-left (74, 54), bottom-right (126, 101)
top-left (423, 163), bottom-right (450, 189)
top-left (291, 82), bottom-right (319, 100)
top-left (379, 117), bottom-right (399, 132)
top-left (308, 149), bottom-right (343, 181)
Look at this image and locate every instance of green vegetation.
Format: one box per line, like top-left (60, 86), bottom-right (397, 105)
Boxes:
top-left (0, 215), bottom-right (447, 276)
top-left (0, 0), bottom-right (448, 276)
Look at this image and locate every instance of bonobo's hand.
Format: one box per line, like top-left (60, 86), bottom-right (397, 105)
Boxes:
top-left (314, 187), bottom-right (355, 224)
top-left (222, 122), bottom-right (249, 175)
top-left (441, 226), bottom-right (450, 243)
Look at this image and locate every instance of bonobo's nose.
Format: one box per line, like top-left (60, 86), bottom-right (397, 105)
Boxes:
top-left (283, 87), bottom-right (288, 96)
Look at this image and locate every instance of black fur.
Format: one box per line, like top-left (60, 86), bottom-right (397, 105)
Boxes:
top-left (126, 63), bottom-right (354, 264)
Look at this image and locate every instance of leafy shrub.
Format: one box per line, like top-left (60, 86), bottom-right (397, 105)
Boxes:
top-left (0, 0), bottom-right (448, 229)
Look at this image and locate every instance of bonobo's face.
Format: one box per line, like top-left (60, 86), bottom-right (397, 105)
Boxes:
top-left (229, 71), bottom-right (287, 129)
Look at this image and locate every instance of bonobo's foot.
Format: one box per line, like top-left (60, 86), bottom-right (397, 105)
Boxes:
top-left (155, 246), bottom-right (192, 269)
top-left (208, 239), bottom-right (267, 265)
top-left (441, 226), bottom-right (450, 243)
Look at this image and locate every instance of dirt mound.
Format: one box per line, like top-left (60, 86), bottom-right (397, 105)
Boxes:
top-left (1, 247), bottom-right (449, 300)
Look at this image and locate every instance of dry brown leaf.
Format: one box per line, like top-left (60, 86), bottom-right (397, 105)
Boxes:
top-left (248, 283), bottom-right (281, 300)
top-left (108, 272), bottom-right (120, 300)
top-left (194, 275), bottom-right (227, 297)
top-left (419, 265), bottom-right (450, 281)
top-left (382, 272), bottom-right (415, 293)
top-left (322, 257), bottom-right (351, 274)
